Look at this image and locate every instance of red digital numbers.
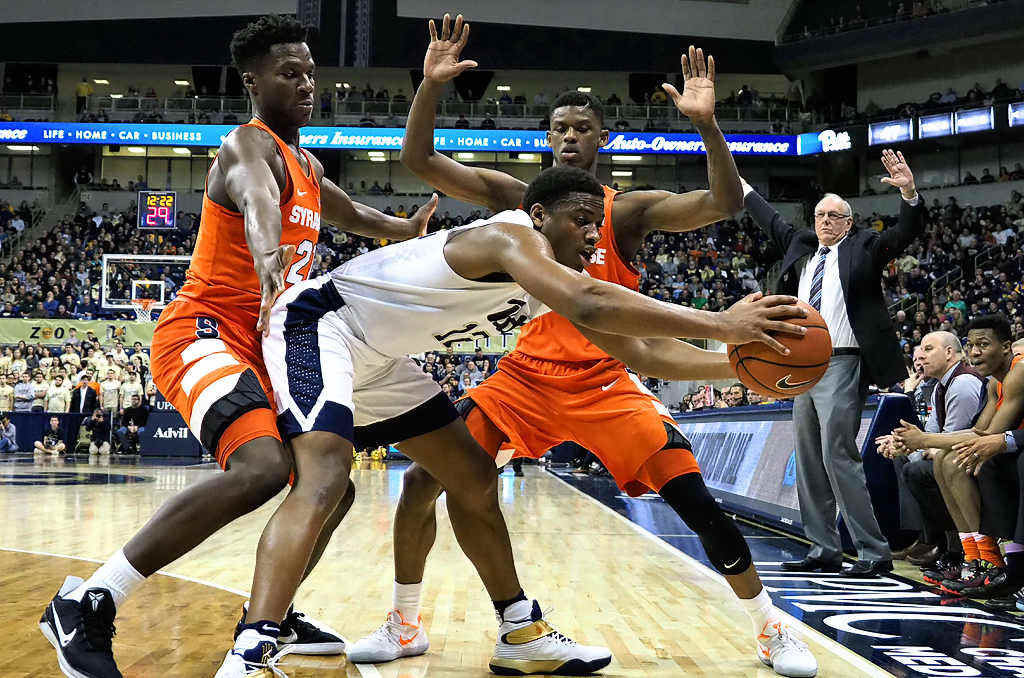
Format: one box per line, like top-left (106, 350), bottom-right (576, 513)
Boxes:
top-left (146, 205), bottom-right (171, 226)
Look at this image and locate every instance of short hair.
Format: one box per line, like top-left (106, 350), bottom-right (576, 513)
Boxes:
top-left (550, 91), bottom-right (605, 125)
top-left (816, 192), bottom-right (852, 217)
top-left (522, 166), bottom-right (604, 215)
top-left (967, 314), bottom-right (1013, 343)
top-left (924, 330), bottom-right (963, 354)
top-left (230, 15), bottom-right (307, 72)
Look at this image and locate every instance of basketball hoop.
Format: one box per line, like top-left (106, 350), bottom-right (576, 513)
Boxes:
top-left (130, 298), bottom-right (158, 322)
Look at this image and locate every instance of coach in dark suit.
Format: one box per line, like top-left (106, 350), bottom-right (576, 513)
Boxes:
top-left (742, 149), bottom-right (925, 577)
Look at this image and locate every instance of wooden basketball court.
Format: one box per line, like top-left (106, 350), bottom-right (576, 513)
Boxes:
top-left (0, 456), bottom-right (885, 677)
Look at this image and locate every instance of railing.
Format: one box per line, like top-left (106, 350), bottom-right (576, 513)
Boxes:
top-left (888, 293), bottom-right (919, 318)
top-left (0, 94), bottom-right (55, 111)
top-left (781, 0), bottom-right (995, 43)
top-left (87, 95), bottom-right (797, 124)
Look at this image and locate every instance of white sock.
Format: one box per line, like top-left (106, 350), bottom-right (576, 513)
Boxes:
top-left (739, 588), bottom-right (781, 636)
top-left (501, 598), bottom-right (533, 623)
top-left (65, 549), bottom-right (146, 610)
top-left (393, 581), bottom-right (422, 623)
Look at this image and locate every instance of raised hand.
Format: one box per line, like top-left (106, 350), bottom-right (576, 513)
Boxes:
top-left (662, 45), bottom-right (717, 126)
top-left (424, 14), bottom-right (479, 84)
top-left (256, 243), bottom-right (296, 337)
top-left (880, 148), bottom-right (917, 198)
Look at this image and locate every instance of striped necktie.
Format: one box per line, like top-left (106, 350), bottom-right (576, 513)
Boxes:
top-left (809, 246), bottom-right (830, 312)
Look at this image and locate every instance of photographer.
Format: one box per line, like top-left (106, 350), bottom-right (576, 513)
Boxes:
top-left (0, 414), bottom-right (17, 453)
top-left (116, 394), bottom-right (149, 454)
top-left (83, 408), bottom-right (111, 456)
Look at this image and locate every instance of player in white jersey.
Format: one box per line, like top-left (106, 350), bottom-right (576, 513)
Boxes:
top-left (255, 166), bottom-right (807, 676)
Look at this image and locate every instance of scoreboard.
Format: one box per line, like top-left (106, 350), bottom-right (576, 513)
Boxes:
top-left (138, 191), bottom-right (176, 229)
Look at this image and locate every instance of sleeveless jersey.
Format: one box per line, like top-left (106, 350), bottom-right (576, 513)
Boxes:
top-left (513, 185), bottom-right (638, 363)
top-left (330, 210), bottom-right (545, 358)
top-left (996, 354), bottom-right (1024, 409)
top-left (176, 117), bottom-right (322, 324)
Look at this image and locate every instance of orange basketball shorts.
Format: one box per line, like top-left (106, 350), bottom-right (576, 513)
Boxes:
top-left (150, 299), bottom-right (280, 469)
top-left (463, 352), bottom-right (700, 496)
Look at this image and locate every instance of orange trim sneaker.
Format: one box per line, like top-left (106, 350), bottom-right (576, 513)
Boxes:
top-left (489, 600), bottom-right (612, 676)
top-left (757, 621), bottom-right (817, 678)
top-left (347, 609), bottom-right (429, 664)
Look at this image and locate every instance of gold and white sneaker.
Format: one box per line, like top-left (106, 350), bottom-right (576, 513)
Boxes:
top-left (489, 600), bottom-right (611, 676)
top-left (757, 620), bottom-right (817, 678)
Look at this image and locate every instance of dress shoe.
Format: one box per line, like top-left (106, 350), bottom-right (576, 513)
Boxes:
top-left (843, 560), bottom-right (894, 578)
top-left (893, 539), bottom-right (930, 560)
top-left (907, 545), bottom-right (942, 568)
top-left (781, 557), bottom-right (843, 573)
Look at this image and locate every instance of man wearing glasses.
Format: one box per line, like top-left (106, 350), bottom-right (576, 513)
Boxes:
top-left (740, 149), bottom-right (925, 577)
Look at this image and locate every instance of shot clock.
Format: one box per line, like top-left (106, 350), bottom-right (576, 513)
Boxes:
top-left (137, 191), bottom-right (176, 229)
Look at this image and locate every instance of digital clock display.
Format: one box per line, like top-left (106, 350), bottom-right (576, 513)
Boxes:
top-left (137, 191), bottom-right (176, 229)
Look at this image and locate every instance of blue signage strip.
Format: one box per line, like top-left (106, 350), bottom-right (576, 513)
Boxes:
top-left (797, 129), bottom-right (853, 155)
top-left (1010, 101), bottom-right (1024, 128)
top-left (868, 119), bottom-right (913, 146)
top-left (919, 112), bottom-right (954, 139)
top-left (0, 122), bottom-right (798, 156)
top-left (955, 106), bottom-right (994, 134)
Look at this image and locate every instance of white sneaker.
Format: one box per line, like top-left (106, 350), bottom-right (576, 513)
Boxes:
top-left (347, 610), bottom-right (429, 663)
top-left (489, 601), bottom-right (611, 676)
top-left (757, 620), bottom-right (818, 678)
top-left (214, 628), bottom-right (279, 677)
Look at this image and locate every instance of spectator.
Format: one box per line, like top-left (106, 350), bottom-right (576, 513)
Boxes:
top-left (0, 415), bottom-right (17, 453)
top-left (34, 416), bottom-right (65, 455)
top-left (0, 373), bottom-right (13, 412)
top-left (724, 384), bottom-right (748, 407)
top-left (100, 369), bottom-right (121, 412)
top-left (979, 168), bottom-right (995, 184)
top-left (74, 78), bottom-right (93, 114)
top-left (46, 374), bottom-right (70, 413)
top-left (962, 171), bottom-right (979, 185)
top-left (84, 408), bottom-right (111, 456)
top-left (454, 114), bottom-right (470, 129)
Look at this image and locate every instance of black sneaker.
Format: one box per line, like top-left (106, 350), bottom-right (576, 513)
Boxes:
top-left (942, 560), bottom-right (997, 596)
top-left (39, 576), bottom-right (121, 678)
top-left (922, 554), bottom-right (964, 586)
top-left (962, 567), bottom-right (1024, 598)
top-left (236, 603), bottom-right (345, 655)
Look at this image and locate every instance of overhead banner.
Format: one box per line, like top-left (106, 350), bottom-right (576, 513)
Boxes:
top-left (0, 319), bottom-right (155, 345)
top-left (0, 122), bottom-right (799, 156)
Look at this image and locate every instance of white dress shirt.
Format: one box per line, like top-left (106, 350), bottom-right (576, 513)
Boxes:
top-left (797, 232), bottom-right (858, 349)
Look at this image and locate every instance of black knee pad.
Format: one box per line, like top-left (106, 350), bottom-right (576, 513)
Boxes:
top-left (659, 473), bottom-right (752, 575)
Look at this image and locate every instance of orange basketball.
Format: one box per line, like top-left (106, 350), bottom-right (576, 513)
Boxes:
top-left (727, 301), bottom-right (832, 399)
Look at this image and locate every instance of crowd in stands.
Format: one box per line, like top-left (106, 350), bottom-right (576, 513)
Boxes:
top-left (0, 336), bottom-right (154, 455)
top-left (787, 0), bottom-right (1013, 42)
top-left (5, 171), bottom-right (1024, 419)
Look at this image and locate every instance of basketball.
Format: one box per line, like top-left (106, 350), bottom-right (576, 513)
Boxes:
top-left (728, 301), bottom-right (832, 399)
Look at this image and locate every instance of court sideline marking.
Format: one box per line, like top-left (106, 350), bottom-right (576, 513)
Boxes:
top-left (548, 472), bottom-right (894, 678)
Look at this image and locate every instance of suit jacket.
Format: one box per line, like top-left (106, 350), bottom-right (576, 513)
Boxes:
top-left (744, 191), bottom-right (926, 388)
top-left (69, 386), bottom-right (98, 414)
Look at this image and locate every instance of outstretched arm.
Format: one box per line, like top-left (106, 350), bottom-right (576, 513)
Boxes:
top-left (399, 14), bottom-right (526, 212)
top-left (482, 224), bottom-right (807, 352)
top-left (617, 46), bottom-right (743, 237)
top-left (320, 176), bottom-right (437, 241)
top-left (574, 324), bottom-right (735, 381)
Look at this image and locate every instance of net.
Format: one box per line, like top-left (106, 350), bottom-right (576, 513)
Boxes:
top-left (130, 298), bottom-right (159, 323)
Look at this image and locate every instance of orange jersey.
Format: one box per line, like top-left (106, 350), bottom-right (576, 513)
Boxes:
top-left (176, 117), bottom-right (322, 326)
top-left (996, 354), bottom-right (1024, 409)
top-left (512, 185), bottom-right (638, 364)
